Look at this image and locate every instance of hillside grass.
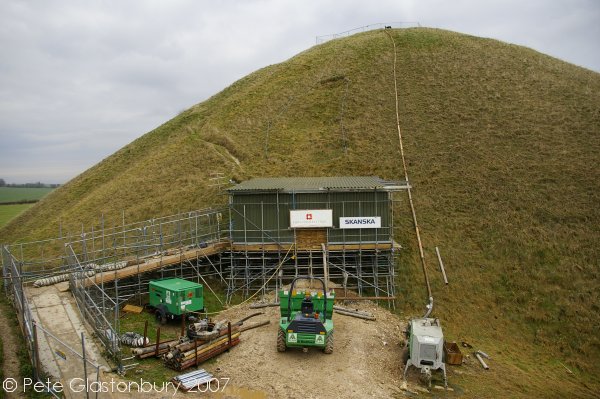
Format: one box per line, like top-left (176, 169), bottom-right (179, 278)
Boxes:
top-left (0, 28), bottom-right (598, 397)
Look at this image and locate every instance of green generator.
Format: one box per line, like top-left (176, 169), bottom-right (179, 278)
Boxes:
top-left (277, 276), bottom-right (335, 353)
top-left (149, 278), bottom-right (204, 324)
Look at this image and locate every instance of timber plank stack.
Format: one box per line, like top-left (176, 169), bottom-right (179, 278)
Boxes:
top-left (164, 330), bottom-right (241, 371)
top-left (131, 316), bottom-right (270, 372)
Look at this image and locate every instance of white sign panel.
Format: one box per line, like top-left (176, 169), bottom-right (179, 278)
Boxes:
top-left (290, 210), bottom-right (333, 228)
top-left (339, 217), bottom-right (381, 229)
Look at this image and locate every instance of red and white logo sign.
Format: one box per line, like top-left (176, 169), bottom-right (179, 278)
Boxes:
top-left (290, 210), bottom-right (332, 228)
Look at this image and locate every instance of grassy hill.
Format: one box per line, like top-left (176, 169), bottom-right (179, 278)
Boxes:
top-left (1, 28), bottom-right (599, 397)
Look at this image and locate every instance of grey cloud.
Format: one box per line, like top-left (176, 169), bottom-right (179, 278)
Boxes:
top-left (0, 0), bottom-right (598, 184)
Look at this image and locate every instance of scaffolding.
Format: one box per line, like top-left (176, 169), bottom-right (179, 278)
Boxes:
top-left (225, 187), bottom-right (401, 305)
top-left (2, 190), bottom-right (405, 372)
top-left (224, 245), bottom-right (398, 303)
top-left (2, 208), bottom-right (229, 368)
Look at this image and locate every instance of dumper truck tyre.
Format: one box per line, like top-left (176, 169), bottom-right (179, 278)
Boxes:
top-left (277, 329), bottom-right (286, 352)
top-left (324, 331), bottom-right (334, 354)
top-left (155, 305), bottom-right (167, 325)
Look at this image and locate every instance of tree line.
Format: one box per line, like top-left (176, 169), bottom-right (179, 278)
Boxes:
top-left (0, 179), bottom-right (60, 188)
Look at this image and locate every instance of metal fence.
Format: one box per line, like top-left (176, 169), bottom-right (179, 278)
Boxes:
top-left (65, 207), bottom-right (227, 271)
top-left (2, 245), bottom-right (36, 364)
top-left (6, 208), bottom-right (226, 277)
top-left (1, 207), bottom-right (230, 384)
top-left (315, 21), bottom-right (421, 44)
top-left (66, 244), bottom-right (122, 364)
top-left (2, 202), bottom-right (403, 385)
top-left (2, 245), bottom-right (103, 398)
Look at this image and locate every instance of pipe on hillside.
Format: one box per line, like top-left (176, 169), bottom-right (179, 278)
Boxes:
top-left (475, 352), bottom-right (490, 370)
top-left (423, 296), bottom-right (434, 318)
top-left (384, 29), bottom-right (433, 313)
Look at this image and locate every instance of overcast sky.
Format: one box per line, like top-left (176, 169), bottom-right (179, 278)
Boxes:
top-left (1, 0), bottom-right (598, 184)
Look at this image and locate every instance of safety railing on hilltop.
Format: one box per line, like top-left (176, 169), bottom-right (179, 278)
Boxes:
top-left (315, 21), bottom-right (421, 44)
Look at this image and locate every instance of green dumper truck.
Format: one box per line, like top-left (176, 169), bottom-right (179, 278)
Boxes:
top-left (149, 278), bottom-right (204, 324)
top-left (277, 276), bottom-right (335, 353)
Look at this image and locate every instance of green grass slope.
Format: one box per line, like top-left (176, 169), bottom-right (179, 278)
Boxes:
top-left (1, 28), bottom-right (599, 397)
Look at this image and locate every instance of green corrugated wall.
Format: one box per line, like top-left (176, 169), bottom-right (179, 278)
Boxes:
top-left (229, 191), bottom-right (391, 244)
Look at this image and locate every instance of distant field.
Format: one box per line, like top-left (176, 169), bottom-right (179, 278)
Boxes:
top-left (0, 187), bottom-right (53, 204)
top-left (0, 204), bottom-right (33, 228)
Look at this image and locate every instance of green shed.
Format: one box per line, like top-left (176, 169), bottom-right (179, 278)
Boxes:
top-left (228, 176), bottom-right (407, 249)
top-left (149, 278), bottom-right (204, 316)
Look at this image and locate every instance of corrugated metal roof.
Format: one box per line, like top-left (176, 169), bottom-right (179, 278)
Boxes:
top-left (149, 278), bottom-right (202, 291)
top-left (228, 176), bottom-right (408, 192)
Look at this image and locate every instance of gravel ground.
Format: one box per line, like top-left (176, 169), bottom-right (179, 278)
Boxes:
top-left (204, 299), bottom-right (408, 399)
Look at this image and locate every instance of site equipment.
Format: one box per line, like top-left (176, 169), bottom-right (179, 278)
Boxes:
top-left (149, 278), bottom-right (204, 324)
top-left (403, 318), bottom-right (447, 388)
top-left (277, 276), bottom-right (334, 353)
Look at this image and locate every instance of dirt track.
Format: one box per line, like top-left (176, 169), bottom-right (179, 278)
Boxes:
top-left (207, 301), bottom-right (407, 399)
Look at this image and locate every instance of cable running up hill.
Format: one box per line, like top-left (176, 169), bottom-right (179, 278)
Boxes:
top-left (384, 30), bottom-right (433, 312)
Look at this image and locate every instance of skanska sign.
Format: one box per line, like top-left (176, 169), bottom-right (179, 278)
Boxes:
top-left (339, 217), bottom-right (381, 229)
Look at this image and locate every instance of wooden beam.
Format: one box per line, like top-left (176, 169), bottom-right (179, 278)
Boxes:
top-left (321, 243), bottom-right (328, 291)
top-left (435, 246), bottom-right (449, 285)
top-left (230, 242), bottom-right (393, 252)
top-left (83, 238), bottom-right (396, 287)
top-left (84, 241), bottom-right (229, 287)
